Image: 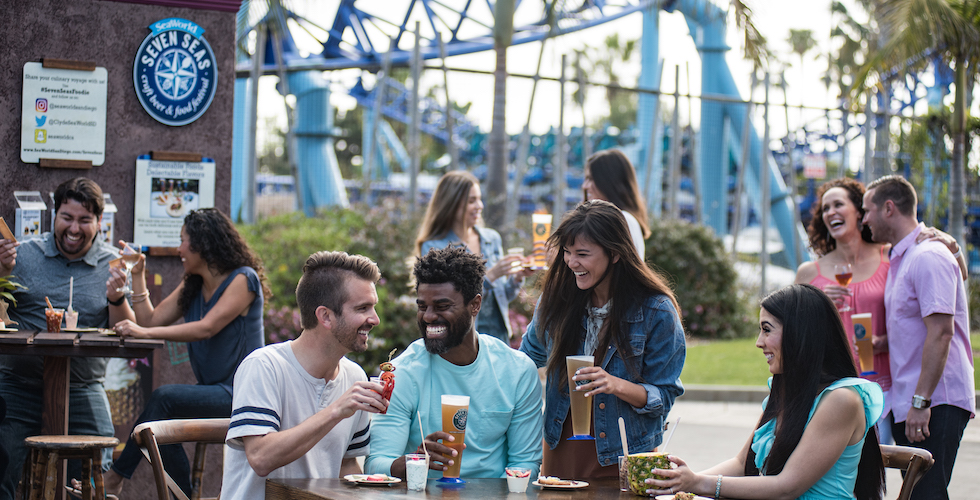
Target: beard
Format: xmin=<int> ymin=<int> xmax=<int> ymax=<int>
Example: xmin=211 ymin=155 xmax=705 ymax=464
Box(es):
xmin=335 ymin=314 xmax=369 ymax=353
xmin=419 ymin=313 xmax=472 ymax=355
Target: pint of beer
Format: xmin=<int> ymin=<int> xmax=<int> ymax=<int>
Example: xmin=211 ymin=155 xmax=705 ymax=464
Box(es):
xmin=530 ymin=213 xmax=552 ymax=270
xmin=851 ymin=313 xmax=876 ymax=375
xmin=566 ymin=355 xmax=595 ymax=440
xmin=440 ymin=395 xmax=469 ymax=481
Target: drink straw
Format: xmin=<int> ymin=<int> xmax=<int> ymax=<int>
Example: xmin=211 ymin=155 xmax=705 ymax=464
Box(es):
xmin=618 ymin=416 xmax=629 ymax=457
xmin=68 ymin=277 xmax=73 ymax=312
xmin=660 ymin=417 xmax=681 ymax=453
xmin=44 ymin=296 xmax=53 ymax=310
xmin=417 ymin=411 xmax=428 ymax=457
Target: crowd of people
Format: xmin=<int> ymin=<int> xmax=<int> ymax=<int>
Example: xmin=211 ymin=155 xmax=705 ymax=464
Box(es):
xmin=0 ymin=156 xmax=973 ymax=500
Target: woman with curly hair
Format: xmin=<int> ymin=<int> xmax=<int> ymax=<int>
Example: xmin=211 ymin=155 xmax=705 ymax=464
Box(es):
xmin=104 ymin=208 xmax=271 ymax=497
xmin=645 ymin=284 xmax=885 ymax=500
xmin=795 ymin=177 xmax=964 ymax=445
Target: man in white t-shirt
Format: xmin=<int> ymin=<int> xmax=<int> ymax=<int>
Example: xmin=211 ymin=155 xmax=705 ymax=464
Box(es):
xmin=222 ymin=251 xmax=390 ymax=500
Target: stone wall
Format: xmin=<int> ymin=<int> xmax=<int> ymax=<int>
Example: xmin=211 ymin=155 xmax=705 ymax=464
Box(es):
xmin=0 ymin=1 xmax=237 ymax=497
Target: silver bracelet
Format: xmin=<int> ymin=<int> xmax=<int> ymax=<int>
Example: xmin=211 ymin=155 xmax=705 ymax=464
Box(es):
xmin=715 ymin=474 xmax=723 ymax=499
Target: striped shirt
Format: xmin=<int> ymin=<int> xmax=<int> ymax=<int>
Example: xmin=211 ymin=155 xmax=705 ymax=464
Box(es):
xmin=222 ymin=341 xmax=370 ymax=500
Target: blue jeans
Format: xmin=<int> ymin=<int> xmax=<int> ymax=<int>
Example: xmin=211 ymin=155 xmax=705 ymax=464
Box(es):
xmin=111 ymin=384 xmax=231 ymax=497
xmin=891 ymin=404 xmax=971 ymax=500
xmin=0 ymin=378 xmax=114 ymax=500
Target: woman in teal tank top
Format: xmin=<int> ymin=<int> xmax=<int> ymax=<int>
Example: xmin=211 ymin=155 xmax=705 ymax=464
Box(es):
xmin=644 ymin=284 xmax=885 ymax=500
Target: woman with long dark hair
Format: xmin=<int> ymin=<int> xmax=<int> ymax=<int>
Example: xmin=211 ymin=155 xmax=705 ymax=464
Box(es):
xmin=519 ymin=200 xmax=685 ymax=478
xmin=645 ymin=284 xmax=885 ymax=500
xmin=416 ymin=170 xmax=531 ymax=343
xmin=103 ymin=208 xmax=271 ymax=497
xmin=582 ymin=149 xmax=650 ymax=259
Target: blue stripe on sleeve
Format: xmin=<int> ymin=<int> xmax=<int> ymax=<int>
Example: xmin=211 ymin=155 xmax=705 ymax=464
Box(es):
xmin=229 ymin=419 xmax=281 ymax=432
xmin=231 ymin=406 xmax=280 ymax=421
xmin=347 ymin=436 xmax=370 ymax=451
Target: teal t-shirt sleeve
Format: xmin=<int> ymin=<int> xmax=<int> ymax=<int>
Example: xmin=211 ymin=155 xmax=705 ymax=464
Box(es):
xmin=504 ymin=354 xmax=544 ymax=478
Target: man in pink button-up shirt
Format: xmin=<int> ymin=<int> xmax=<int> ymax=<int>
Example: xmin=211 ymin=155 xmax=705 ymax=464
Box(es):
xmin=863 ymin=175 xmax=975 ymax=500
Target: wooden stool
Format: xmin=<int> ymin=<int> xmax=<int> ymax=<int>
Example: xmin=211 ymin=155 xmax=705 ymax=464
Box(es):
xmin=21 ymin=435 xmax=119 ymax=500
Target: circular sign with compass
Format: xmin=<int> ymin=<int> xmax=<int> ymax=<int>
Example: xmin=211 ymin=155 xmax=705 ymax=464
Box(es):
xmin=133 ymin=18 xmax=217 ymax=126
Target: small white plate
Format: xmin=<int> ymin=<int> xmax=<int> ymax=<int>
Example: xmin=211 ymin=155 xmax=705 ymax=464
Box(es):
xmin=0 ymin=327 xmax=19 ymax=333
xmin=63 ymin=327 xmax=100 ymax=333
xmin=532 ymin=480 xmax=588 ymax=489
xmin=343 ymin=474 xmax=401 ymax=485
xmin=655 ymin=495 xmax=713 ymax=500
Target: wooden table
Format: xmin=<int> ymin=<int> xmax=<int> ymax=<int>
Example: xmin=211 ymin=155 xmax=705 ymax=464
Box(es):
xmin=0 ymin=330 xmax=163 ymax=500
xmin=266 ymin=477 xmax=638 ymax=500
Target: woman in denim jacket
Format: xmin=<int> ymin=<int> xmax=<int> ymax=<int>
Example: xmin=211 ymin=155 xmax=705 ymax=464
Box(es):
xmin=519 ymin=200 xmax=685 ymax=478
xmin=416 ymin=171 xmax=532 ymax=343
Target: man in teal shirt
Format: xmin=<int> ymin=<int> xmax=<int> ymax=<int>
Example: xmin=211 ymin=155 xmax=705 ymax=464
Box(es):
xmin=365 ymin=246 xmax=542 ymax=479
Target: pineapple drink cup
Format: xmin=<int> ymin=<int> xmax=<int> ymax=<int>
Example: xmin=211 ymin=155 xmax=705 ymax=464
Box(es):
xmin=625 ymin=452 xmax=672 ymax=496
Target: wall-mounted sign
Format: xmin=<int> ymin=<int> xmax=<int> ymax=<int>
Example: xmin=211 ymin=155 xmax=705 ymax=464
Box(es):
xmin=14 ymin=191 xmax=47 ymax=241
xmin=134 ymin=156 xmax=215 ymax=246
xmin=133 ymin=18 xmax=217 ymax=126
xmin=20 ymin=62 xmax=108 ymax=165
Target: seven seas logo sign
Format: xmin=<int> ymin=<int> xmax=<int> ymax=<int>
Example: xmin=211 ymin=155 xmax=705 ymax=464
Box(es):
xmin=133 ymin=18 xmax=217 ymax=126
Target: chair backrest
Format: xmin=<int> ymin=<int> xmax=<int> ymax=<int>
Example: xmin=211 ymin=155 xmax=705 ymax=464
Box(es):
xmin=879 ymin=444 xmax=934 ymax=500
xmin=132 ymin=418 xmax=230 ymax=500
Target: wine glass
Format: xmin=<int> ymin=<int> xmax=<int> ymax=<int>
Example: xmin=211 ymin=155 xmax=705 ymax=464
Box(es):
xmin=834 ymin=263 xmax=853 ymax=312
xmin=116 ymin=242 xmax=141 ymax=294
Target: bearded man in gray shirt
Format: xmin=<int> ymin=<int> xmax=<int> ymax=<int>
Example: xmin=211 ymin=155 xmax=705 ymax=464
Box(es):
xmin=0 ymin=178 xmax=134 ymax=499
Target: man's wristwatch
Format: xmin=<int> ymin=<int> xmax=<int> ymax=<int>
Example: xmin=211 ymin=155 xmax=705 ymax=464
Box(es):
xmin=911 ymin=395 xmax=932 ymax=409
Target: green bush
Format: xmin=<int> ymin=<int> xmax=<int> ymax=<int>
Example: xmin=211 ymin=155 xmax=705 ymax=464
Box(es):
xmin=644 ymin=218 xmax=755 ymax=339
xmin=240 ymin=199 xmax=423 ymax=372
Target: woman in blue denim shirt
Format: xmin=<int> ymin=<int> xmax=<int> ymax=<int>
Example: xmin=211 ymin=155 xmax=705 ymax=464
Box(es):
xmin=519 ymin=200 xmax=685 ymax=478
xmin=416 ymin=171 xmax=532 ymax=343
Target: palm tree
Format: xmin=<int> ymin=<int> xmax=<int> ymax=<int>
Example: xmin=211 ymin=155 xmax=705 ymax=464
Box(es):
xmin=788 ymin=29 xmax=817 ymax=85
xmin=861 ymin=0 xmax=980 ymax=255
xmin=485 ymin=0 xmax=516 ymax=229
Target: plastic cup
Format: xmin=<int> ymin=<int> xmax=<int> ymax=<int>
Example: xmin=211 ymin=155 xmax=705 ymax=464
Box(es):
xmin=530 ymin=214 xmax=552 ymax=269
xmin=439 ymin=395 xmax=469 ymax=483
xmin=505 ymin=467 xmax=531 ymax=493
xmin=618 ymin=456 xmax=629 ymax=491
xmin=64 ymin=310 xmax=78 ymax=330
xmin=852 ymin=313 xmax=876 ymax=375
xmin=566 ymin=355 xmax=595 ymax=440
xmin=45 ymin=308 xmax=64 ymax=333
xmin=405 ymin=453 xmax=428 ymax=491
xmin=506 ymin=247 xmax=525 ymax=269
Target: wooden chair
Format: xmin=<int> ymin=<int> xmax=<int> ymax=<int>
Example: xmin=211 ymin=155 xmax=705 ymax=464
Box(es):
xmin=880 ymin=444 xmax=935 ymax=500
xmin=132 ymin=418 xmax=230 ymax=500
xmin=21 ymin=434 xmax=119 ymax=500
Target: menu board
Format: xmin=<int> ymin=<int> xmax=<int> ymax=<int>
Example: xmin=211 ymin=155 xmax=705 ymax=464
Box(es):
xmin=20 ymin=62 xmax=108 ymax=165
xmin=133 ymin=156 xmax=215 ymax=246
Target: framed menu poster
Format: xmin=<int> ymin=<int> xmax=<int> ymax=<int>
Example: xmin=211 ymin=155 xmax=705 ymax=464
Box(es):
xmin=133 ymin=155 xmax=215 ymax=247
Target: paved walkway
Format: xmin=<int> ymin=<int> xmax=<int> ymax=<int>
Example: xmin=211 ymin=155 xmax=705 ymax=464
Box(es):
xmin=669 ymin=396 xmax=979 ymax=499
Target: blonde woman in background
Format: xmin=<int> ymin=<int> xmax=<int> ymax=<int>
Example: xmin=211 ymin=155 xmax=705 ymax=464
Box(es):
xmin=415 ymin=170 xmax=533 ymax=344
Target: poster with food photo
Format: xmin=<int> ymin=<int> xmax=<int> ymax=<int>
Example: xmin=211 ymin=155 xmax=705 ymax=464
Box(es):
xmin=134 ymin=156 xmax=215 ymax=247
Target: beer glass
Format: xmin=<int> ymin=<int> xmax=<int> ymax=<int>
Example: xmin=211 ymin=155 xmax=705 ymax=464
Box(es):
xmin=439 ymin=395 xmax=469 ymax=483
xmin=566 ymin=355 xmax=595 ymax=440
xmin=852 ymin=313 xmax=876 ymax=375
xmin=530 ymin=213 xmax=552 ymax=270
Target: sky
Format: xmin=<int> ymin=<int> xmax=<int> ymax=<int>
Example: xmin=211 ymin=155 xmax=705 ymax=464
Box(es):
xmin=252 ymin=0 xmax=950 ymax=166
